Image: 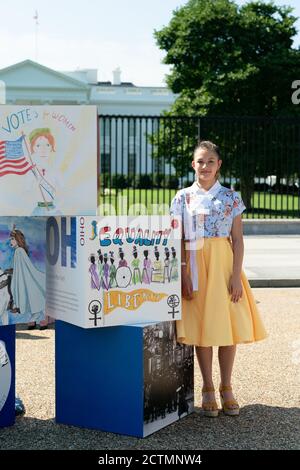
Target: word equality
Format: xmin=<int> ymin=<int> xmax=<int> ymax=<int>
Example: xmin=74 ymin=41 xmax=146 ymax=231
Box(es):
xmin=89 ymin=220 xmax=172 ymax=247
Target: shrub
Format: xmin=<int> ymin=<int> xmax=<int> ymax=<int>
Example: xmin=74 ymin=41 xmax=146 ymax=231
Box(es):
xmin=153 ymin=173 xmax=165 ymax=188
xmin=135 ymin=174 xmax=153 ymax=189
xmin=111 ymin=174 xmax=128 ymax=189
xmin=164 ymin=175 xmax=179 ymax=189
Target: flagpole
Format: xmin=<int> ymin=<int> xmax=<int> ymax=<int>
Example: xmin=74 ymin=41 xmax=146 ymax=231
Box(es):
xmin=33 ymin=10 xmax=39 ymax=62
xmin=22 ymin=132 xmax=50 ymax=211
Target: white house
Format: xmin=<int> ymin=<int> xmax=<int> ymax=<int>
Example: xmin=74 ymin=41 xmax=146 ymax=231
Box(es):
xmin=0 ymin=60 xmax=176 ymax=114
xmin=0 ymin=60 xmax=90 ymax=105
xmin=0 ymin=60 xmax=177 ymax=175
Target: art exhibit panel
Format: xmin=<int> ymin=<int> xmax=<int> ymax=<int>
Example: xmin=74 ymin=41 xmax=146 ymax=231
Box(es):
xmin=0 ymin=105 xmax=98 ymax=216
xmin=46 ymin=215 xmax=182 ymax=328
xmin=0 ymin=217 xmax=46 ymax=326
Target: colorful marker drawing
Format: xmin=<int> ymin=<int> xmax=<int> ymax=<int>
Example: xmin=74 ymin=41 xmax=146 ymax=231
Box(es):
xmin=0 ymin=106 xmax=98 ymax=216
xmin=0 ymin=218 xmax=46 ymax=326
xmin=87 ymin=246 xmax=178 ymax=290
xmin=46 ymin=216 xmax=182 ymax=328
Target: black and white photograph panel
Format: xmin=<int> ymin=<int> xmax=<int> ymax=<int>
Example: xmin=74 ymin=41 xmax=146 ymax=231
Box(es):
xmin=143 ymin=321 xmax=194 ymax=436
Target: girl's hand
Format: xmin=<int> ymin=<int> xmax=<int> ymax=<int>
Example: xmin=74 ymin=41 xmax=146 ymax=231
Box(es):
xmin=229 ymin=275 xmax=243 ymax=303
xmin=181 ymin=267 xmax=193 ymax=300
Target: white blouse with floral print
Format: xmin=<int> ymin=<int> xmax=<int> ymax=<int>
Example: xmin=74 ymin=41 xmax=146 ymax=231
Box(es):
xmin=170 ymin=180 xmax=246 ymax=240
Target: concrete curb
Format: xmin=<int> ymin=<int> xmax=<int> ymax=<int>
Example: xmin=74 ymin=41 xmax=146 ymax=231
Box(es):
xmin=249 ymin=279 xmax=300 ymax=288
xmin=243 ymin=219 xmax=300 ymax=235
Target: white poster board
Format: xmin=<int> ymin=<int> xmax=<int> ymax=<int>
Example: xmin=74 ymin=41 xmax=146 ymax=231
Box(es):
xmin=0 ymin=105 xmax=98 ymax=216
xmin=0 ymin=217 xmax=46 ymax=325
xmin=46 ymin=216 xmax=181 ymax=328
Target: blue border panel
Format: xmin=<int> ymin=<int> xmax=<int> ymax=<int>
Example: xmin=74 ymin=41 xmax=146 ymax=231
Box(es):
xmin=0 ymin=325 xmax=15 ymax=427
xmin=56 ymin=321 xmax=144 ymax=437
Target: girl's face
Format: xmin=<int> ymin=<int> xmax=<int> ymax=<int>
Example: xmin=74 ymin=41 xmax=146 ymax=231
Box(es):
xmin=192 ymin=148 xmax=222 ymax=185
xmin=33 ymin=136 xmax=51 ymax=158
xmin=10 ymin=237 xmax=17 ymax=248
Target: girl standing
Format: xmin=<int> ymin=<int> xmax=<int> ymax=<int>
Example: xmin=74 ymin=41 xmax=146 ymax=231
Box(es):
xmin=170 ymin=141 xmax=267 ymax=417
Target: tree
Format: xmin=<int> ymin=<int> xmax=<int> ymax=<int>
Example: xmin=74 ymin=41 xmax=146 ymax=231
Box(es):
xmin=152 ymin=0 xmax=300 ymax=208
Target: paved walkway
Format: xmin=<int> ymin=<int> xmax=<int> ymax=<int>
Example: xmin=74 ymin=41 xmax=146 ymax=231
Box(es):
xmin=0 ymin=288 xmax=299 ymax=450
xmin=244 ymin=236 xmax=300 ymax=287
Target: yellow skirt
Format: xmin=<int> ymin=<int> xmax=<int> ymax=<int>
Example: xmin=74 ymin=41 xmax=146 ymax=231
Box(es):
xmin=176 ymin=237 xmax=267 ymax=347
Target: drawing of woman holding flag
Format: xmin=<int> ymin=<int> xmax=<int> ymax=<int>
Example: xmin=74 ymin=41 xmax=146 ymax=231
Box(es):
xmin=26 ymin=128 xmax=61 ymax=215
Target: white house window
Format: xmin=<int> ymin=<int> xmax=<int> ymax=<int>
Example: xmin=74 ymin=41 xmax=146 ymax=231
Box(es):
xmin=151 ymin=89 xmax=170 ymax=96
xmin=125 ymin=88 xmax=142 ymax=95
xmin=15 ymin=100 xmax=42 ymax=105
xmin=97 ymin=88 xmax=116 ymax=94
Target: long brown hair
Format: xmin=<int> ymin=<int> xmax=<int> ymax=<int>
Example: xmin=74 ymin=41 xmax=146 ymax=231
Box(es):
xmin=10 ymin=229 xmax=29 ymax=255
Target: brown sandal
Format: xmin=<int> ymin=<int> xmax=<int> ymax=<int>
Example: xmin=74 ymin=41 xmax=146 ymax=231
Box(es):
xmin=202 ymin=386 xmax=219 ymax=417
xmin=219 ymin=385 xmax=240 ymax=416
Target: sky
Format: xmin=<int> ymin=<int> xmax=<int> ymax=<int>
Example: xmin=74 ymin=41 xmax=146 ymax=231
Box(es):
xmin=0 ymin=0 xmax=300 ymax=86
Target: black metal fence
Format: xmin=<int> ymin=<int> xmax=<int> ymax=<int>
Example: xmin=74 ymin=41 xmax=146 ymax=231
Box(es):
xmin=99 ymin=115 xmax=300 ymax=218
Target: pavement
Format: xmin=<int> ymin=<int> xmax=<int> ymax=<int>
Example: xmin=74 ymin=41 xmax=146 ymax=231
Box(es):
xmin=244 ymin=236 xmax=300 ymax=287
xmin=0 ymin=287 xmax=299 ymax=450
xmin=0 ymin=235 xmax=299 ymax=450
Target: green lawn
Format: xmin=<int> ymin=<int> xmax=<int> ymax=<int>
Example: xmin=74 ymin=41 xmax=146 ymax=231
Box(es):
xmin=250 ymin=192 xmax=299 ymax=218
xmin=99 ymin=188 xmax=300 ymax=218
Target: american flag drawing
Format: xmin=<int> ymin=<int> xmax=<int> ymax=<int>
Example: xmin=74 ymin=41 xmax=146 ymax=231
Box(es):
xmin=0 ymin=136 xmax=33 ymax=177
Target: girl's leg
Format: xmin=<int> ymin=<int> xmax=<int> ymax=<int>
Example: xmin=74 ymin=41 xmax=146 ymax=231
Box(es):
xmin=218 ymin=345 xmax=239 ymax=406
xmin=195 ymin=346 xmax=217 ymax=411
xmin=195 ymin=346 xmax=214 ymax=388
xmin=218 ymin=345 xmax=236 ymax=386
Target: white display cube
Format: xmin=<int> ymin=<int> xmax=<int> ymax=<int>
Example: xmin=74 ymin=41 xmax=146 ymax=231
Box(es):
xmin=46 ymin=215 xmax=181 ymax=328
